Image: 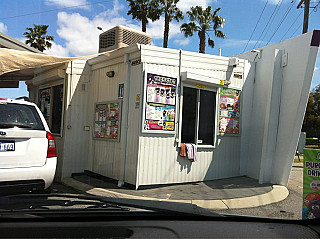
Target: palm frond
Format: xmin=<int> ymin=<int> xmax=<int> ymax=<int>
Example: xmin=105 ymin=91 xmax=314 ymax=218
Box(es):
xmin=215 ymin=30 xmax=226 ymax=39
xmin=208 ymin=37 xmax=215 ymax=48
xmin=180 ymin=22 xmax=197 ymax=37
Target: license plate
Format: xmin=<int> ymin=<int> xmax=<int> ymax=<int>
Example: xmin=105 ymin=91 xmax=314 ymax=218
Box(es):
xmin=0 ymin=141 xmax=15 ymax=151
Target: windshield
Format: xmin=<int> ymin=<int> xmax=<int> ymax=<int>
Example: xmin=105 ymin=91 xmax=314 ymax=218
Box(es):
xmin=0 ymin=0 xmax=319 ymax=224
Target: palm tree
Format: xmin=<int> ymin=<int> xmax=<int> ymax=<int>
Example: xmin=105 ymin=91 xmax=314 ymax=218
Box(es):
xmin=158 ymin=0 xmax=183 ymax=48
xmin=180 ymin=6 xmax=226 ymax=53
xmin=23 ymin=24 xmax=54 ymax=52
xmin=126 ymin=0 xmax=161 ymax=33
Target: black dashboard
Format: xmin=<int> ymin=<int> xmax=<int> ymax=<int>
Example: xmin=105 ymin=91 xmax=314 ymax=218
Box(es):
xmin=1 ymin=214 xmax=319 ymax=238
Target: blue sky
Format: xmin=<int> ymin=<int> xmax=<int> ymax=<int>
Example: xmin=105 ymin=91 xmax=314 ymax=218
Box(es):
xmin=0 ymin=0 xmax=319 ymax=98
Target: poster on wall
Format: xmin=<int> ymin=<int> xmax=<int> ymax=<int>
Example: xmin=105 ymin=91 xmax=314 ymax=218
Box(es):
xmin=39 ymin=88 xmax=51 ymax=124
xmin=302 ymin=148 xmax=320 ymax=220
xmin=94 ymin=101 xmax=121 ymax=141
xmin=142 ymin=72 xmax=177 ymax=133
xmin=219 ymin=88 xmax=241 ymax=135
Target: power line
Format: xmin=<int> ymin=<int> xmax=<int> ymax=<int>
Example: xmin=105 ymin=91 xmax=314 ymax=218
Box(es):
xmin=290 ymin=0 xmax=319 ymax=37
xmin=242 ymin=0 xmax=269 ymax=52
xmin=252 ymin=0 xmax=283 ymax=49
xmin=280 ymin=10 xmax=303 ymax=40
xmin=265 ymin=0 xmax=296 ymax=45
xmin=257 ymin=0 xmax=285 ymax=47
xmin=0 ymin=0 xmax=112 ymax=21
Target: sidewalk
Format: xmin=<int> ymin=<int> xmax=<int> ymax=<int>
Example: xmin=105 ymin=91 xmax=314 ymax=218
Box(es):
xmin=62 ymin=173 xmax=289 ymax=211
xmin=293 ymin=162 xmax=303 ymax=167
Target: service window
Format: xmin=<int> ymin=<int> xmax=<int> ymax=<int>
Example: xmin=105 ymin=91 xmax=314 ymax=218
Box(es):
xmin=181 ymin=86 xmax=216 ymax=146
xmin=39 ymin=84 xmax=64 ymax=135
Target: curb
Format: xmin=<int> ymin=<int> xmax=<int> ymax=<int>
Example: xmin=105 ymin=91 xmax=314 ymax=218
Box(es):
xmin=62 ymin=178 xmax=289 ymax=211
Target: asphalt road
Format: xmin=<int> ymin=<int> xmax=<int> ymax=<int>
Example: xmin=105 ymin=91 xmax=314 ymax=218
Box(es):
xmin=50 ymin=182 xmax=83 ymax=195
xmin=219 ymin=166 xmax=303 ymax=220
xmin=50 ymin=167 xmax=304 ymax=219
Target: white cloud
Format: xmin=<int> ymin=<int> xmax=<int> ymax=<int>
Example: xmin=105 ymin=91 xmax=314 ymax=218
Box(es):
xmin=219 ymin=38 xmax=264 ymax=49
xmin=54 ymin=0 xmax=203 ymax=56
xmin=0 ymin=22 xmax=8 ymax=33
xmin=174 ymin=38 xmax=190 ymax=46
xmin=14 ymin=37 xmax=69 ymax=57
xmin=177 ymin=0 xmax=216 ymax=12
xmin=147 ymin=16 xmax=182 ymax=40
xmin=56 ymin=0 xmax=135 ymax=56
xmin=104 ymin=0 xmax=125 ymax=15
xmin=15 ymin=37 xmax=27 ymax=45
xmin=44 ymin=42 xmax=70 ymax=57
xmin=45 ymin=0 xmax=90 ymax=10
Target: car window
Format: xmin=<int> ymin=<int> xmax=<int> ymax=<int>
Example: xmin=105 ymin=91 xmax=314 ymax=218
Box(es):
xmin=0 ymin=103 xmax=45 ymax=130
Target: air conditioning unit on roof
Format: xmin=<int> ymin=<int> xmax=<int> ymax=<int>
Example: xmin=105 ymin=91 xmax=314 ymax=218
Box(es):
xmin=98 ymin=25 xmax=152 ymax=53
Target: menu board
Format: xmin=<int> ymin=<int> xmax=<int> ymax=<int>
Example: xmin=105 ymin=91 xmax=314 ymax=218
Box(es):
xmin=219 ymin=88 xmax=241 ymax=135
xmin=143 ymin=73 xmax=177 ymax=133
xmin=94 ymin=101 xmax=121 ymax=140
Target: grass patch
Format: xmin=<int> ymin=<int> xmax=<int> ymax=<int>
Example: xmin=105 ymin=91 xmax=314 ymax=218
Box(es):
xmin=305 ymin=145 xmax=320 ymax=149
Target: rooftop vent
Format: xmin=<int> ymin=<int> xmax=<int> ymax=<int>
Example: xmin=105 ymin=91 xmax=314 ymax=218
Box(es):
xmin=99 ymin=25 xmax=152 ymax=53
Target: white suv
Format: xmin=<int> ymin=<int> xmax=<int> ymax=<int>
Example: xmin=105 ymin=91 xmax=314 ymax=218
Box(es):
xmin=0 ymin=98 xmax=57 ymax=194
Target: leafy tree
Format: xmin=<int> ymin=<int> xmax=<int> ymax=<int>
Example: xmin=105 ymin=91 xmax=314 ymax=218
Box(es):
xmin=158 ymin=0 xmax=183 ymax=48
xmin=23 ymin=24 xmax=54 ymax=52
xmin=180 ymin=6 xmax=226 ymax=53
xmin=126 ymin=0 xmax=161 ymax=33
xmin=302 ymin=85 xmax=320 ymax=138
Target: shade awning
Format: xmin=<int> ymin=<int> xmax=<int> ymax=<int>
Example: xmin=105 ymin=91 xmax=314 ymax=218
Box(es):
xmin=0 ymin=48 xmax=82 ymax=76
xmin=0 ymin=48 xmax=111 ymax=84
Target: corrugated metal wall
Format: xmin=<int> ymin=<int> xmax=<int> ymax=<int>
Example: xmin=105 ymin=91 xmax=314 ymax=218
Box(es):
xmin=124 ymin=63 xmax=143 ymax=185
xmin=136 ymin=48 xmax=244 ymax=187
xmin=86 ymin=47 xmax=143 ymax=185
xmin=88 ymin=63 xmax=126 ymax=181
xmin=137 ymin=136 xmax=241 ymax=185
xmin=61 ymin=61 xmax=91 ymax=178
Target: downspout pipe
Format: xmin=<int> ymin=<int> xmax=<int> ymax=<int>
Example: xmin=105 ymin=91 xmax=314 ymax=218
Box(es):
xmin=67 ymin=61 xmax=73 ymax=129
xmin=118 ymin=53 xmax=131 ymax=187
xmin=176 ymin=49 xmax=182 ymax=145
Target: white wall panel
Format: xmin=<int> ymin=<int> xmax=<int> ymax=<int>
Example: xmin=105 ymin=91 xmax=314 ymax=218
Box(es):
xmin=237 ymin=30 xmax=320 ymax=186
xmin=124 ymin=63 xmax=143 ymax=185
xmin=137 ymin=136 xmax=241 ymax=186
xmin=62 ymin=61 xmax=91 ymax=178
xmin=89 ymin=63 xmax=126 ymax=181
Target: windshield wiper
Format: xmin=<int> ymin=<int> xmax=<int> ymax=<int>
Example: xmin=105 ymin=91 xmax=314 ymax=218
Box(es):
xmin=0 ymin=123 xmax=32 ymax=129
xmin=0 ymin=194 xmax=129 ymax=212
xmin=0 ymin=194 xmax=222 ymax=217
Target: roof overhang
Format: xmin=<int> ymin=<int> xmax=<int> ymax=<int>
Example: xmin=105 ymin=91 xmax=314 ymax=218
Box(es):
xmin=0 ymin=32 xmax=43 ymax=53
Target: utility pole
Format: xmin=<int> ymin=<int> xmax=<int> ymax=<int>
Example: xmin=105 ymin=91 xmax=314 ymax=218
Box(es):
xmin=297 ymin=0 xmax=310 ymax=34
